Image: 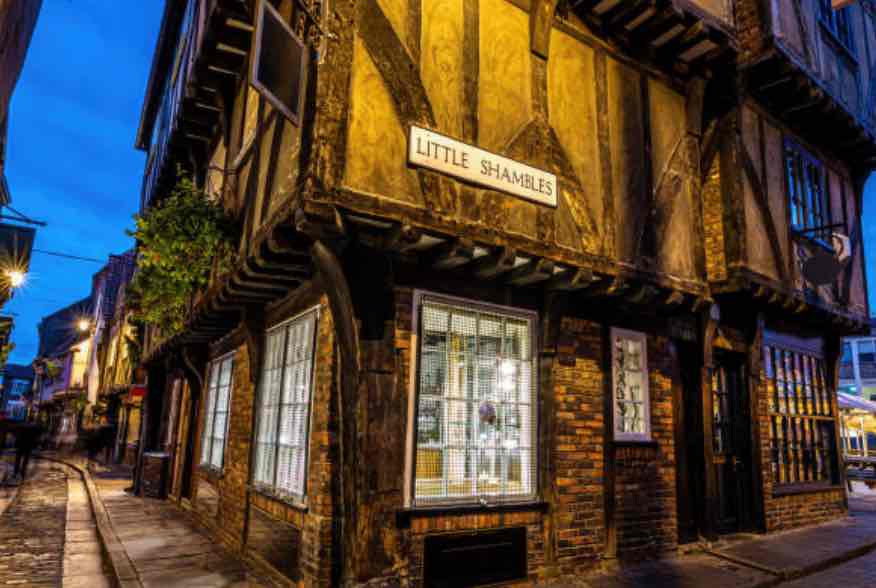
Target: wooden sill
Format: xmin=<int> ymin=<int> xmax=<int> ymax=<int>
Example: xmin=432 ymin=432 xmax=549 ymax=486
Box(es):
xmin=249 ymin=485 xmax=309 ymax=513
xmin=396 ymin=501 xmax=548 ymax=528
xmin=772 ymin=481 xmax=843 ymax=497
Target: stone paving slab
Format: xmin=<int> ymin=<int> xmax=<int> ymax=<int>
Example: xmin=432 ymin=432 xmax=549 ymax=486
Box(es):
xmin=710 ymin=515 xmax=876 ymax=579
xmin=779 ymin=547 xmax=876 ymax=587
xmin=581 ymin=554 xmax=777 ymax=588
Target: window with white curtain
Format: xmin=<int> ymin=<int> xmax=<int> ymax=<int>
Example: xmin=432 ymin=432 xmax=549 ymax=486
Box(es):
xmin=611 ymin=328 xmax=651 ymax=441
xmin=200 ymin=354 xmax=234 ymax=469
xmin=252 ymin=307 xmax=318 ymax=501
xmin=411 ymin=294 xmax=537 ymax=506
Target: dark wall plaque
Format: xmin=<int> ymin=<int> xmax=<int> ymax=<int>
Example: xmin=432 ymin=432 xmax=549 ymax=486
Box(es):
xmin=246 ymin=505 xmax=301 ymax=582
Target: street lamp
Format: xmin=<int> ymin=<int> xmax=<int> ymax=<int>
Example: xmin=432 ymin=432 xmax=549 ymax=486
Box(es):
xmin=5 ymin=269 xmax=25 ymax=288
xmin=77 ymin=318 xmax=91 ymax=332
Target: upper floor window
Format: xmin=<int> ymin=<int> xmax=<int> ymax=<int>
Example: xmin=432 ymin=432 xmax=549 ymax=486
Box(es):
xmin=785 ymin=141 xmax=831 ymax=236
xmin=200 ymin=353 xmax=234 ymax=470
xmin=253 ymin=308 xmax=318 ymax=502
xmin=611 ymin=328 xmax=651 ymax=442
xmin=819 ymin=0 xmax=855 ymax=52
xmin=858 ymin=340 xmax=876 ymax=363
xmin=410 ymin=294 xmax=537 ymax=506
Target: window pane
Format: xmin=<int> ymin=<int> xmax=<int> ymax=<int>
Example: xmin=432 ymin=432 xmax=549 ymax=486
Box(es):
xmin=414 ymin=299 xmax=535 ymax=506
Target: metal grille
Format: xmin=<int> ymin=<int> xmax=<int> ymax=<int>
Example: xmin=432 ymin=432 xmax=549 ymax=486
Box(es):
xmin=612 ymin=329 xmax=649 ymax=440
xmin=253 ymin=308 xmax=317 ymax=500
xmin=413 ymin=297 xmax=536 ymax=506
xmin=764 ymin=346 xmax=838 ymax=486
xmin=200 ymin=355 xmax=234 ymax=469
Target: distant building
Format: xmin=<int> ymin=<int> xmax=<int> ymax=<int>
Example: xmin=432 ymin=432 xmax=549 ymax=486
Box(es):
xmin=0 ymin=363 xmax=33 ymax=421
xmin=839 ymin=319 xmax=876 ymax=401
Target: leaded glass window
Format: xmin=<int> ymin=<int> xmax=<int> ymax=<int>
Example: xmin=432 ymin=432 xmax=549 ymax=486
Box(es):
xmin=764 ymin=345 xmax=839 ymax=486
xmin=611 ymin=328 xmax=651 ymax=441
xmin=253 ymin=308 xmax=318 ymax=501
xmin=200 ymin=354 xmax=234 ymax=470
xmin=412 ymin=295 xmax=537 ymax=506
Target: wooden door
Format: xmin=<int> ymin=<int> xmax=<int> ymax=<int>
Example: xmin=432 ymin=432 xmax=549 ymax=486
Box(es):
xmin=170 ymin=384 xmax=191 ymax=500
xmin=712 ymin=353 xmax=754 ymax=533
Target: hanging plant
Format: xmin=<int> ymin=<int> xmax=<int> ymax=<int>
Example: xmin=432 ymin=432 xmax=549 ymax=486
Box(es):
xmin=72 ymin=392 xmax=88 ymax=414
xmin=127 ymin=170 xmax=238 ymax=336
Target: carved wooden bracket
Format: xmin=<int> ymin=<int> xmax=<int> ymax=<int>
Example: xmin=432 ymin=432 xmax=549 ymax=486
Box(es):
xmin=180 ymin=344 xmax=209 ymax=398
xmin=530 ymin=0 xmax=559 ymax=58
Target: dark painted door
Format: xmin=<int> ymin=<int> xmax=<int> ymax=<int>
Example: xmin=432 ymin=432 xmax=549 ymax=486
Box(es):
xmin=712 ymin=353 xmax=754 ymax=534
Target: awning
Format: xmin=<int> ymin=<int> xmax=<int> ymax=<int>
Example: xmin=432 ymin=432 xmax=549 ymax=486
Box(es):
xmin=838 ymin=391 xmax=876 ymax=413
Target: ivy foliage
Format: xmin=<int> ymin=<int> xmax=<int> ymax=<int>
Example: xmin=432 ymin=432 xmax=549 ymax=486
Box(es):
xmin=127 ymin=173 xmax=237 ymax=336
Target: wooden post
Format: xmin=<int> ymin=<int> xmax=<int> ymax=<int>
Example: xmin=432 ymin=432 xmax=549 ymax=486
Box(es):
xmin=700 ymin=305 xmax=720 ymax=539
xmin=825 ymin=335 xmax=849 ymax=508
xmin=311 ymin=240 xmax=361 ymax=586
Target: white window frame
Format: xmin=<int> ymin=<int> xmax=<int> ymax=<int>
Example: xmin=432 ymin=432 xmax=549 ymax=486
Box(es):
xmin=251 ymin=306 xmax=319 ymax=504
xmin=404 ymin=290 xmax=539 ymax=508
xmin=200 ymin=352 xmax=235 ymax=470
xmin=610 ymin=327 xmax=652 ymax=442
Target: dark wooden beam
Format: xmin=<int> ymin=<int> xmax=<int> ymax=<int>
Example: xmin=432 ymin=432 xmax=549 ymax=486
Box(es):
xmin=429 ymin=238 xmax=475 ymax=270
xmin=507 ymin=258 xmax=554 ymax=286
xmin=546 ymin=267 xmax=593 ymax=291
xmin=471 ymin=246 xmax=517 ymax=279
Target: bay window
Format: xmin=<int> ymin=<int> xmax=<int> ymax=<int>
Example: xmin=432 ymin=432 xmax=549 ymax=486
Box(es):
xmin=252 ymin=307 xmax=318 ymax=501
xmin=611 ymin=328 xmax=651 ymax=441
xmin=411 ymin=294 xmax=537 ymax=506
xmin=200 ymin=353 xmax=234 ymax=470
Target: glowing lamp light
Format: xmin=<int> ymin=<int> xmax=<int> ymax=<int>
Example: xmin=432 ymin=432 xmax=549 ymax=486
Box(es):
xmin=5 ymin=270 xmax=25 ymax=288
xmin=77 ymin=319 xmax=91 ymax=332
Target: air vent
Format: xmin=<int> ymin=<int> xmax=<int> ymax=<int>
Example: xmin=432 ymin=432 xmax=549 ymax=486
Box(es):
xmin=423 ymin=527 xmax=527 ymax=587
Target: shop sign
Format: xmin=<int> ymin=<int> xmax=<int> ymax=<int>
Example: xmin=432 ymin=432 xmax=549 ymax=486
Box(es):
xmin=408 ymin=126 xmax=557 ymax=207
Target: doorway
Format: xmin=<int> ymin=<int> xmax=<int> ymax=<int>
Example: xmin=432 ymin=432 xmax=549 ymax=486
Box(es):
xmin=711 ymin=351 xmax=755 ymax=534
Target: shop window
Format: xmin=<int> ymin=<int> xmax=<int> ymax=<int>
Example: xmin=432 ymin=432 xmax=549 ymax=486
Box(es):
xmin=785 ymin=141 xmax=831 ymax=238
xmin=611 ymin=328 xmax=651 ymax=441
xmin=819 ymin=0 xmax=855 ymax=53
xmin=200 ymin=353 xmax=234 ymax=470
xmin=253 ymin=308 xmax=318 ymax=502
xmin=764 ymin=346 xmax=839 ymax=486
xmin=411 ymin=294 xmax=537 ymax=506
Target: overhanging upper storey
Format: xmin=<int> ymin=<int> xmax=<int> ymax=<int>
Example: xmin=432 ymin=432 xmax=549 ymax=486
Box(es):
xmin=569 ymin=0 xmax=737 ymax=76
xmin=740 ymin=0 xmax=876 ymax=167
xmin=137 ymin=0 xmax=254 ymax=210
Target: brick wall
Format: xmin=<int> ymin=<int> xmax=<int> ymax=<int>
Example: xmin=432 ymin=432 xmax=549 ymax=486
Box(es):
xmin=613 ymin=335 xmax=678 ymax=558
xmin=189 ymin=299 xmax=337 ymax=587
xmin=702 ymin=158 xmax=727 ymax=282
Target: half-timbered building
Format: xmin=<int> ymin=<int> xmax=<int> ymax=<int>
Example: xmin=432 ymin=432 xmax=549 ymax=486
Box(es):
xmin=132 ymin=0 xmax=874 ymax=585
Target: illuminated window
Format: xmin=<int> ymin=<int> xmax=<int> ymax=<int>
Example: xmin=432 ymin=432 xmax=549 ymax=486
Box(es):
xmin=764 ymin=346 xmax=839 ymax=486
xmin=253 ymin=308 xmax=318 ymax=501
xmin=611 ymin=328 xmax=651 ymax=441
xmin=200 ymin=353 xmax=234 ymax=470
xmin=411 ymin=295 xmax=537 ymax=506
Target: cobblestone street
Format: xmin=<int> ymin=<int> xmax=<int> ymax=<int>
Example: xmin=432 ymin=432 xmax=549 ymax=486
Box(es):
xmin=0 ymin=460 xmax=112 ymax=587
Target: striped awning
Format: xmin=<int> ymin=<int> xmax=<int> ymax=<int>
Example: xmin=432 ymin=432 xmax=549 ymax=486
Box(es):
xmin=838 ymin=391 xmax=876 ymax=413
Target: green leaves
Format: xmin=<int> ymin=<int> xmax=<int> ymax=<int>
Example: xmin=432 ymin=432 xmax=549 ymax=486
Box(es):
xmin=128 ymin=172 xmax=237 ymax=336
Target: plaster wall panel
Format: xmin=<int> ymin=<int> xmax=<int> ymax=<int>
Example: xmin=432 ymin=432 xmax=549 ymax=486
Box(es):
xmin=421 ymin=0 xmax=464 ymax=137
xmin=548 ymin=29 xmax=602 ymax=254
xmin=343 ymin=36 xmax=422 ymax=205
xmin=477 ymin=0 xmax=531 ymax=152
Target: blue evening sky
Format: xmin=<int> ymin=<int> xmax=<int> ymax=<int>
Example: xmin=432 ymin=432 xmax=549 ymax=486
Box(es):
xmin=4 ymin=1 xmax=163 ymax=364
xmin=2 ymin=2 xmax=875 ymax=366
